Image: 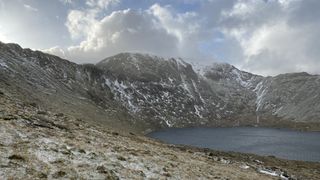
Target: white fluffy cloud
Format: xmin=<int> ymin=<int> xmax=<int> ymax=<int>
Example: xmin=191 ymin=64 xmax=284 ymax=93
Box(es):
xmin=65 ymin=8 xmax=179 ymax=62
xmin=47 ymin=3 xmax=206 ymax=63
xmin=65 ymin=9 xmax=98 ymax=40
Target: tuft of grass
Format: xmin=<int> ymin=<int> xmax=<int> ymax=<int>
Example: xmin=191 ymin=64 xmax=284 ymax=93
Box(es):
xmin=117 ymin=156 xmax=126 ymax=161
xmin=8 ymin=154 xmax=25 ymax=161
xmin=52 ymin=171 xmax=66 ymax=178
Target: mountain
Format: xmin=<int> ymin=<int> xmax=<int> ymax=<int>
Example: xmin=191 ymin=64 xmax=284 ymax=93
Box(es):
xmin=1 ymin=42 xmax=320 ymax=179
xmin=1 ymin=42 xmax=320 ymax=133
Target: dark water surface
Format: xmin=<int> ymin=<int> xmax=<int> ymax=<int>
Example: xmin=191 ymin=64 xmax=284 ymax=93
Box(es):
xmin=148 ymin=127 xmax=320 ymax=162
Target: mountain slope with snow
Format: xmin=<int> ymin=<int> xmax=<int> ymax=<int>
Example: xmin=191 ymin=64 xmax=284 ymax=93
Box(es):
xmin=1 ymin=42 xmax=320 ymax=133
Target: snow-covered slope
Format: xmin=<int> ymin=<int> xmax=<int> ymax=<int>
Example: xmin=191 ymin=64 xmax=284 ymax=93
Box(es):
xmin=1 ymin=42 xmax=320 ymax=133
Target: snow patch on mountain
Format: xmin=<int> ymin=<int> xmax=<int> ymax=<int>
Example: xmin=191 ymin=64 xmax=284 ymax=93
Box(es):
xmin=194 ymin=105 xmax=203 ymax=118
xmin=105 ymin=78 xmax=139 ymax=113
xmin=231 ymin=69 xmax=254 ymax=88
xmin=254 ymin=81 xmax=268 ymax=112
xmin=190 ymin=62 xmax=206 ymax=76
xmin=192 ymin=80 xmax=205 ymax=104
xmin=0 ymin=60 xmax=8 ymax=69
xmin=175 ymin=58 xmax=188 ymax=68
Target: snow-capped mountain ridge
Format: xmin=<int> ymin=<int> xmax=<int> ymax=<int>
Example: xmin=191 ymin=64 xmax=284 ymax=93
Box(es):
xmin=1 ymin=41 xmax=320 ymax=133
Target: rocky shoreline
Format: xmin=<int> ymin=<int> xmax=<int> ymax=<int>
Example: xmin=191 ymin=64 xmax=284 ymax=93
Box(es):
xmin=165 ymin=143 xmax=320 ymax=179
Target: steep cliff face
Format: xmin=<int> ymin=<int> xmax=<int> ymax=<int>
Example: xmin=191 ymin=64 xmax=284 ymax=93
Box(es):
xmin=1 ymin=42 xmax=320 ymax=133
xmin=97 ymin=53 xmax=212 ymax=129
xmin=96 ymin=53 xmax=264 ymax=130
xmin=253 ymin=73 xmax=320 ymax=123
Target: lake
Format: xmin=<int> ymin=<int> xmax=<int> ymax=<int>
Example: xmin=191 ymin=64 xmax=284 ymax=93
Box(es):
xmin=148 ymin=127 xmax=320 ymax=162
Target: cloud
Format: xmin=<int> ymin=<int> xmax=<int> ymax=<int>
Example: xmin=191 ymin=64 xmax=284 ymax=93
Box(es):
xmin=59 ymin=0 xmax=74 ymax=5
xmin=148 ymin=4 xmax=208 ymax=59
xmin=23 ymin=4 xmax=38 ymax=12
xmin=0 ymin=31 xmax=10 ymax=43
xmin=218 ymin=0 xmax=320 ymax=75
xmin=65 ymin=9 xmax=98 ymax=40
xmin=86 ymin=0 xmax=120 ymax=9
xmin=44 ymin=46 xmax=67 ymax=59
xmin=44 ymin=0 xmax=320 ymax=75
xmin=0 ymin=25 xmax=8 ymax=42
xmin=59 ymin=8 xmax=180 ymax=63
xmin=47 ymin=3 xmax=208 ymax=63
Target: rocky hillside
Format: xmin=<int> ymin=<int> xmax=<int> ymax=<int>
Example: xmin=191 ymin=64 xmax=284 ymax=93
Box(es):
xmin=1 ymin=92 xmax=319 ymax=179
xmin=1 ymin=42 xmax=320 ymax=133
xmin=0 ymin=42 xmax=142 ymax=133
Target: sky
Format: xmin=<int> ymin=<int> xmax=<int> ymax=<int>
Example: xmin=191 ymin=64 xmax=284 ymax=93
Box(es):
xmin=0 ymin=0 xmax=320 ymax=76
